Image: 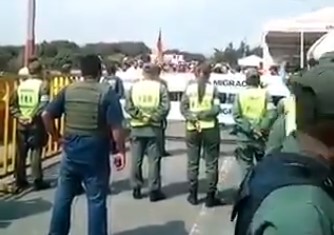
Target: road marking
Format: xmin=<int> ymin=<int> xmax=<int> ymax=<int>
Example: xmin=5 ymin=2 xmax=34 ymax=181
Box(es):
xmin=189 ymin=157 xmax=234 ymax=235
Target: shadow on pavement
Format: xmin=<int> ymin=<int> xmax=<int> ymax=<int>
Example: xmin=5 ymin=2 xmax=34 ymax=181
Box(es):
xmin=163 ymin=178 xmax=208 ymax=199
xmin=0 ymin=197 xmax=52 ymax=229
xmin=115 ymin=221 xmax=187 ymax=235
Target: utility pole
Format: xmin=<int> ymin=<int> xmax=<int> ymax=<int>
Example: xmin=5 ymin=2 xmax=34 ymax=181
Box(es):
xmin=24 ymin=0 xmax=36 ymax=66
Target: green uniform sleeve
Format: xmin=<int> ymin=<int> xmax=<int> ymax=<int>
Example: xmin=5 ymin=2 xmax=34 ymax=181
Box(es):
xmin=180 ymin=85 xmax=197 ymax=122
xmin=197 ymin=86 xmax=221 ymax=120
xmin=150 ymin=84 xmax=170 ymax=122
xmin=9 ymin=90 xmax=22 ymax=119
xmin=265 ymin=116 xmax=286 ymax=155
xmin=258 ymin=93 xmax=278 ymax=131
xmin=251 ymin=204 xmax=333 ymax=235
xmin=34 ymin=80 xmax=50 ymax=117
xmin=232 ymin=94 xmax=252 ymax=133
xmin=276 ymin=98 xmax=285 ymax=115
xmin=124 ymin=86 xmax=141 ymax=119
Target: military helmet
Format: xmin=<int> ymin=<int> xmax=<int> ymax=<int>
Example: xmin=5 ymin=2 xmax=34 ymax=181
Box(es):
xmin=318 ymin=51 xmax=334 ymax=65
xmin=290 ymin=64 xmax=334 ymax=137
xmin=245 ymin=68 xmax=260 ymax=86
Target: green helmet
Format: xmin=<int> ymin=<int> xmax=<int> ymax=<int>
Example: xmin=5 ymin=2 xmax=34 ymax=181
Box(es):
xmin=290 ymin=64 xmax=334 ymax=132
xmin=318 ymin=51 xmax=334 ymax=65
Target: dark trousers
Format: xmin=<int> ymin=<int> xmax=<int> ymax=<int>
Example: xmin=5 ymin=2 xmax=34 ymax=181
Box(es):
xmin=15 ymin=130 xmax=44 ymax=185
xmin=186 ymin=127 xmax=220 ymax=193
xmin=130 ymin=136 xmax=161 ymax=191
xmin=49 ymin=155 xmax=110 ymax=235
xmin=235 ymin=142 xmax=264 ymax=178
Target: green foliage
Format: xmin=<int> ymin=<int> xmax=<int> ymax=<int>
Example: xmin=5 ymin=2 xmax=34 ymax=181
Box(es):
xmin=0 ymin=39 xmax=262 ymax=72
xmin=210 ymin=41 xmax=263 ymax=67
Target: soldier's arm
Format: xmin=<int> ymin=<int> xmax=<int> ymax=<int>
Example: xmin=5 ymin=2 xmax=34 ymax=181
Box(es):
xmin=198 ymin=86 xmax=221 ymax=119
xmin=250 ymin=204 xmax=331 ymax=235
xmin=150 ymin=84 xmax=170 ymax=122
xmin=232 ymin=94 xmax=252 ymax=133
xmin=265 ymin=116 xmax=286 ymax=155
xmin=105 ymin=88 xmax=126 ymax=154
xmin=276 ymin=98 xmax=285 ymax=115
xmin=41 ymin=88 xmax=66 ymax=139
xmin=259 ymin=93 xmax=277 ymax=131
xmin=115 ymin=77 xmax=125 ymax=99
xmin=124 ymin=87 xmax=142 ymax=119
xmin=180 ymin=88 xmax=197 ymax=121
xmin=35 ymin=80 xmax=50 ymax=116
xmin=9 ymin=90 xmax=22 ymax=119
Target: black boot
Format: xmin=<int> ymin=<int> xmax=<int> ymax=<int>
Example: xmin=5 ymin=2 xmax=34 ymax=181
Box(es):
xmin=187 ymin=188 xmax=198 ymax=205
xmin=132 ymin=188 xmax=142 ymax=199
xmin=33 ymin=180 xmax=51 ymax=191
xmin=205 ymin=191 xmax=223 ymax=208
xmin=149 ymin=190 xmax=166 ymax=202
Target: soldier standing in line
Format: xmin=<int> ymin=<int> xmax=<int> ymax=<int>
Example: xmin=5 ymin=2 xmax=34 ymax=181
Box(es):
xmin=125 ymin=63 xmax=170 ymax=202
xmin=232 ymin=68 xmax=276 ymax=177
xmin=9 ymin=57 xmax=50 ymax=192
xmin=180 ymin=63 xmax=222 ymax=207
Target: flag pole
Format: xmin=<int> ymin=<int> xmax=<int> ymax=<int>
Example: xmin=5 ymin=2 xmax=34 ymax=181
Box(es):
xmin=24 ymin=0 xmax=36 ymax=66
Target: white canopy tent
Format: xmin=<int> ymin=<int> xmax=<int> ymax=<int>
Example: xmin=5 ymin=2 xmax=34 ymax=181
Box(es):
xmin=262 ymin=7 xmax=334 ymax=69
xmin=307 ymin=31 xmax=334 ymax=60
xmin=237 ymin=55 xmax=263 ymax=67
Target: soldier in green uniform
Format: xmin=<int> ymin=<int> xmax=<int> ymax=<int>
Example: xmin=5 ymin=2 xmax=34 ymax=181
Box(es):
xmin=232 ymin=68 xmax=276 ymax=177
xmin=180 ymin=63 xmax=222 ymax=207
xmin=265 ymin=77 xmax=297 ymax=155
xmin=125 ymin=63 xmax=170 ymax=202
xmin=9 ymin=58 xmax=50 ymax=191
xmin=232 ymin=54 xmax=334 ymax=235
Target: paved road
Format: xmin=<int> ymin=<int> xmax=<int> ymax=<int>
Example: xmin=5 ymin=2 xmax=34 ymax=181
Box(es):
xmin=0 ymin=123 xmax=241 ymax=235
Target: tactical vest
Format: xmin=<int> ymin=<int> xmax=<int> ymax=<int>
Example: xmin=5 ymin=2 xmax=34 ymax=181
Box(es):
xmin=186 ymin=82 xmax=215 ymax=131
xmin=17 ymin=78 xmax=43 ymax=118
xmin=238 ymin=88 xmax=266 ymax=124
xmin=232 ymin=152 xmax=334 ymax=235
xmin=283 ymin=95 xmax=296 ymax=136
xmin=64 ymin=81 xmax=109 ymax=136
xmin=130 ymin=79 xmax=160 ymax=127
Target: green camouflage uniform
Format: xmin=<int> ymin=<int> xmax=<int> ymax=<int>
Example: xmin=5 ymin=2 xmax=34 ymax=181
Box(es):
xmin=125 ymin=63 xmax=170 ymax=201
xmin=233 ymin=70 xmax=277 ymax=177
xmin=180 ymin=70 xmax=222 ymax=207
xmin=9 ymin=60 xmax=50 ymax=190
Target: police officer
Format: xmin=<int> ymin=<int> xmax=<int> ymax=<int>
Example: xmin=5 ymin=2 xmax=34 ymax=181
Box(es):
xmin=232 ymin=54 xmax=334 ymax=235
xmin=100 ymin=64 xmax=125 ymax=99
xmin=180 ymin=63 xmax=222 ymax=207
xmin=152 ymin=64 xmax=171 ymax=157
xmin=9 ymin=58 xmax=50 ymax=191
xmin=232 ymin=68 xmax=276 ymax=177
xmin=125 ymin=63 xmax=170 ymax=202
xmin=43 ymin=54 xmax=126 ymax=235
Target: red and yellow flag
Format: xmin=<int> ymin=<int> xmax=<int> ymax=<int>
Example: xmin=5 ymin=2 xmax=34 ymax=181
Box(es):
xmin=156 ymin=29 xmax=163 ymax=65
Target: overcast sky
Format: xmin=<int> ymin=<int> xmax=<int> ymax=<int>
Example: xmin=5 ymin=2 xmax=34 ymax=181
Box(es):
xmin=0 ymin=0 xmax=333 ymax=53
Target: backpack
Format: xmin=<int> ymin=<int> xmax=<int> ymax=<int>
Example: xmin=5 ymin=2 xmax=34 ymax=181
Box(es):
xmin=231 ymin=152 xmax=334 ymax=235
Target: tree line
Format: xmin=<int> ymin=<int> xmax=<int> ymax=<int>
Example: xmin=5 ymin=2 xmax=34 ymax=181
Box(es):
xmin=0 ymin=40 xmax=262 ymax=72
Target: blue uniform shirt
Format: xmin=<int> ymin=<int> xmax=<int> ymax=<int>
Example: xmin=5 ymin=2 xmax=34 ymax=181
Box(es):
xmin=46 ymin=85 xmax=124 ymax=167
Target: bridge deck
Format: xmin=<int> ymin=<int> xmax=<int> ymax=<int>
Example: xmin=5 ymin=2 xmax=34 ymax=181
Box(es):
xmin=0 ymin=122 xmax=240 ymax=235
